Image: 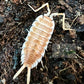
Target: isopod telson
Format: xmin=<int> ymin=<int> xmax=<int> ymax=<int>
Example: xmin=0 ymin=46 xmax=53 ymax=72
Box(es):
xmin=13 ymin=3 xmax=72 ymax=84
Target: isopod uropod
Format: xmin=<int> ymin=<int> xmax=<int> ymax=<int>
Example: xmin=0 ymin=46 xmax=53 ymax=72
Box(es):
xmin=13 ymin=3 xmax=72 ymax=84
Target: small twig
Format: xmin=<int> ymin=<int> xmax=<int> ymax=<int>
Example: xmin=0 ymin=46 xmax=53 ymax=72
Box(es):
xmin=74 ymin=59 xmax=83 ymax=69
xmin=59 ymin=65 xmax=72 ymax=73
xmin=71 ymin=16 xmax=78 ymax=27
xmin=75 ymin=53 xmax=84 ymax=61
xmin=71 ymin=11 xmax=81 ymax=27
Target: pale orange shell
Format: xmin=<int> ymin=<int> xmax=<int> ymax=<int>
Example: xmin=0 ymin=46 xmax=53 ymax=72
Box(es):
xmin=21 ymin=15 xmax=55 ymax=68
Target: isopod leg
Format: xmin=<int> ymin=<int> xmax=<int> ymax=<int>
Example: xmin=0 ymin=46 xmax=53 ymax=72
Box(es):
xmin=13 ymin=65 xmax=26 ymax=79
xmin=27 ymin=67 xmax=31 ymax=84
xmin=50 ymin=13 xmax=72 ymax=30
xmin=28 ymin=3 xmax=51 ymax=16
xmin=41 ymin=60 xmax=44 ymax=68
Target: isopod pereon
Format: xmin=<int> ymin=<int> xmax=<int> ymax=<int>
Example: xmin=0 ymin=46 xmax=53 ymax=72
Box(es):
xmin=13 ymin=3 xmax=73 ymax=84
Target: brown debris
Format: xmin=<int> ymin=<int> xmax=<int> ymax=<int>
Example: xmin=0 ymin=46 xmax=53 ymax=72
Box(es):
xmin=0 ymin=14 xmax=4 ymax=24
xmin=77 ymin=46 xmax=84 ymax=58
xmin=58 ymin=0 xmax=73 ymax=12
xmin=10 ymin=0 xmax=22 ymax=4
xmin=78 ymin=15 xmax=84 ymax=24
xmin=69 ymin=29 xmax=77 ymax=38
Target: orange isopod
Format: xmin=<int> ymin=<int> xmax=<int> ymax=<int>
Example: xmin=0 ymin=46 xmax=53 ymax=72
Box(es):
xmin=13 ymin=3 xmax=71 ymax=84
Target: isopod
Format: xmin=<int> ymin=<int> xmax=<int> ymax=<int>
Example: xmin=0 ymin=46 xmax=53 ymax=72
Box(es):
xmin=13 ymin=3 xmax=72 ymax=84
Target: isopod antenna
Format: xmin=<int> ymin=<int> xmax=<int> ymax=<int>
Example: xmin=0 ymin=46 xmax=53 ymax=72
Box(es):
xmin=28 ymin=3 xmax=51 ymax=16
xmin=13 ymin=65 xmax=26 ymax=79
xmin=13 ymin=65 xmax=31 ymax=84
xmin=27 ymin=67 xmax=31 ymax=84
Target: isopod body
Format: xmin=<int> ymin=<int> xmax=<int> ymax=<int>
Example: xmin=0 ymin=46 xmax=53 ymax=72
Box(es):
xmin=21 ymin=15 xmax=55 ymax=68
xmin=13 ymin=3 xmax=69 ymax=84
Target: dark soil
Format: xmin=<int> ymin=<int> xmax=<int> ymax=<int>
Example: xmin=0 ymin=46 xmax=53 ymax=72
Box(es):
xmin=0 ymin=0 xmax=84 ymax=84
